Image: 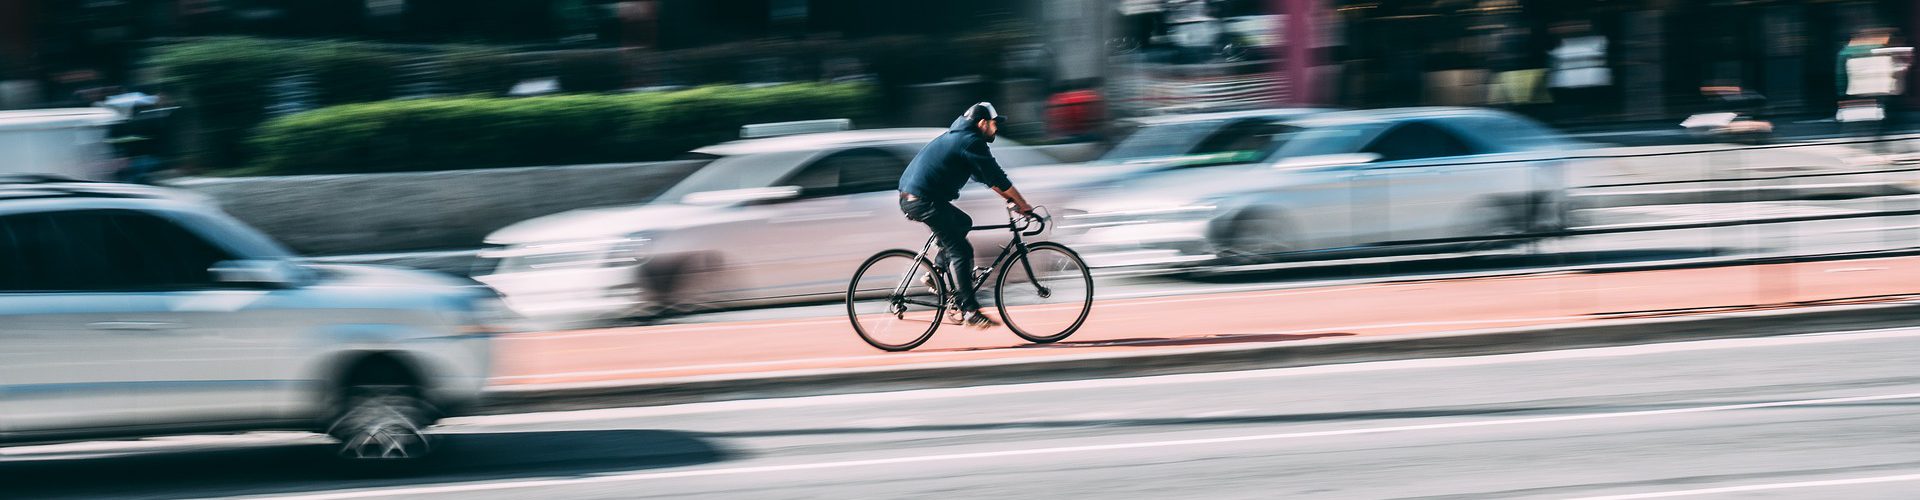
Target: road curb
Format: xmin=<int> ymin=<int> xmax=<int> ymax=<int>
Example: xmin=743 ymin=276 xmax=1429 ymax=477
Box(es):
xmin=475 ymin=299 xmax=1920 ymax=415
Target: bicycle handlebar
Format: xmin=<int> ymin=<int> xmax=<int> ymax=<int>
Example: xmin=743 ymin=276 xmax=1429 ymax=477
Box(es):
xmin=1011 ymin=205 xmax=1050 ymax=237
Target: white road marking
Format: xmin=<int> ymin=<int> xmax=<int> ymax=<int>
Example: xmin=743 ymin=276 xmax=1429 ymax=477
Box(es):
xmin=454 ymin=326 xmax=1920 ymax=427
xmin=505 ymin=317 xmax=851 ymax=340
xmin=1568 ymin=473 xmax=1920 ymax=499
xmin=231 ymin=391 xmax=1920 ymax=500
xmin=1823 ymin=267 xmax=1889 ymax=273
xmin=488 ymin=351 xmax=971 ymax=381
xmin=1 ymin=433 xmax=326 ymax=460
xmin=1837 ymin=223 xmax=1920 ymax=233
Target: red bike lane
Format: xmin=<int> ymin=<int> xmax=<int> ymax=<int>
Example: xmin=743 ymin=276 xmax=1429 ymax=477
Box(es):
xmin=491 ymin=256 xmax=1920 ymax=386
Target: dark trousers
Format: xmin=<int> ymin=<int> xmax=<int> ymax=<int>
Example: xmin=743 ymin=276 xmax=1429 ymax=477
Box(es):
xmin=1841 ymin=95 xmax=1902 ymax=152
xmin=900 ymin=196 xmax=980 ymax=311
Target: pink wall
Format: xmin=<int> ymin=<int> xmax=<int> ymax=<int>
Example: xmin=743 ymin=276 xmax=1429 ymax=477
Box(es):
xmin=1271 ymin=0 xmax=1322 ymax=105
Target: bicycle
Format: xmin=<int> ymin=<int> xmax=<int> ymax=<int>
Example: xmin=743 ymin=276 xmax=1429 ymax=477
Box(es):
xmin=846 ymin=206 xmax=1094 ymax=352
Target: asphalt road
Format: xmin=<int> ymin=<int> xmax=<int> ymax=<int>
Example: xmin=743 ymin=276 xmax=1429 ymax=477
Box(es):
xmin=8 ymin=326 xmax=1919 ymax=499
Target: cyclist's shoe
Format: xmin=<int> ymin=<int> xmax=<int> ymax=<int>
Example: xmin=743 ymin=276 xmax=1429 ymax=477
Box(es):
xmin=964 ymin=310 xmax=1001 ymax=329
xmin=920 ymin=272 xmax=939 ymax=295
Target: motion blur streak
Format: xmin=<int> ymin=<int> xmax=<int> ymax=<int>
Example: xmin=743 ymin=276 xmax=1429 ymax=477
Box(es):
xmin=4 ymin=1 xmax=1919 ymax=498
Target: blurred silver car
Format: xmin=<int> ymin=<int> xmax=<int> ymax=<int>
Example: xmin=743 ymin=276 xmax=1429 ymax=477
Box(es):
xmin=0 ymin=178 xmax=499 ymax=464
xmin=1016 ymin=108 xmax=1330 ymax=191
xmin=1061 ymin=107 xmax=1579 ymax=267
xmin=476 ymin=128 xmax=1058 ymax=322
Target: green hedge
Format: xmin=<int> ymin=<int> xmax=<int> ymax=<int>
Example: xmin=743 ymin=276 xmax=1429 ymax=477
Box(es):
xmin=153 ymin=39 xmax=408 ymax=170
xmin=151 ymin=33 xmax=1028 ymax=170
xmin=151 ymin=39 xmax=627 ymax=169
xmin=247 ymin=83 xmax=877 ymax=175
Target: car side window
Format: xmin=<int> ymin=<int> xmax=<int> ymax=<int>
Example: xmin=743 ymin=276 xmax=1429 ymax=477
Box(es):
xmin=1362 ymin=122 xmax=1477 ymax=163
xmin=0 ymin=210 xmax=232 ymax=292
xmin=783 ymin=158 xmax=842 ymax=198
xmin=1453 ymin=115 xmax=1562 ymax=152
xmin=110 ymin=211 xmax=234 ymax=289
xmin=0 ymin=215 xmax=46 ymax=291
xmin=836 ymin=150 xmax=910 ymax=195
xmin=783 ymin=148 xmax=907 ymax=199
xmin=1193 ymin=119 xmax=1298 ymax=161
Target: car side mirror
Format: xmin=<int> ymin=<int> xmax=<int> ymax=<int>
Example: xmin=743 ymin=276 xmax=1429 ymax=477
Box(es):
xmin=1271 ymin=153 xmax=1383 ymax=171
xmin=681 ymin=186 xmax=802 ymax=206
xmin=211 ymin=260 xmax=304 ymax=288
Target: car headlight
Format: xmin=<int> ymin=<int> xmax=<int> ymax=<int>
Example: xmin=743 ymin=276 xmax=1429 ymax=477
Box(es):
xmin=480 ymin=234 xmax=652 ymax=272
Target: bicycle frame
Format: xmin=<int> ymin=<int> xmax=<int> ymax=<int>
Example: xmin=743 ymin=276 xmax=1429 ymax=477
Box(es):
xmin=886 ymin=210 xmax=1051 ymax=311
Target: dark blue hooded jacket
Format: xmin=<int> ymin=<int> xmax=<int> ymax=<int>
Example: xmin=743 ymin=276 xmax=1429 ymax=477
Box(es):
xmin=898 ymin=116 xmax=1013 ymax=203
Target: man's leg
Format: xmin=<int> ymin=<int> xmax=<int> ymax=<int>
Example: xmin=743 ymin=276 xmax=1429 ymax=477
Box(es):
xmin=923 ymin=202 xmax=979 ymax=312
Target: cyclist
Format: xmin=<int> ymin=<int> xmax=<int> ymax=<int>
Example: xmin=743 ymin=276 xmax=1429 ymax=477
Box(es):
xmin=899 ymin=102 xmax=1038 ymax=328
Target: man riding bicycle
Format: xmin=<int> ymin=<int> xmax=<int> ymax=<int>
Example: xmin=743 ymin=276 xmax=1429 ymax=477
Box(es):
xmin=899 ymin=102 xmax=1038 ymax=329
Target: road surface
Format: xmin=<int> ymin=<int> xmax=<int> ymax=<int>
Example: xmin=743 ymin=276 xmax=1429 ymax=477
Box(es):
xmin=8 ymin=326 xmax=1920 ymax=499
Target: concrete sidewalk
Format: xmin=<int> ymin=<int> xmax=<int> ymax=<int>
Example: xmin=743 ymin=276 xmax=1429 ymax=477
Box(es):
xmin=479 ymin=255 xmax=1920 ymax=414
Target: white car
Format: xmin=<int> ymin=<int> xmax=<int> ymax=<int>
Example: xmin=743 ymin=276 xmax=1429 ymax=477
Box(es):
xmin=1061 ymin=107 xmax=1579 ymax=267
xmin=477 ymin=128 xmax=1059 ymax=323
xmin=0 ymin=177 xmax=500 ymax=464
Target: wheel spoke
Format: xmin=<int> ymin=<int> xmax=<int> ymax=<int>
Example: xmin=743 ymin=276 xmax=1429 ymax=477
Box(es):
xmin=848 ymin=252 xmax=947 ymax=351
xmin=996 ymin=244 xmax=1093 ymax=344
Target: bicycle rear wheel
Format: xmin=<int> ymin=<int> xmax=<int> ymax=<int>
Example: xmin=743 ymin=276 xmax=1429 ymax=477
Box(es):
xmin=994 ymin=242 xmax=1093 ymax=344
xmin=847 ymin=250 xmax=948 ymax=352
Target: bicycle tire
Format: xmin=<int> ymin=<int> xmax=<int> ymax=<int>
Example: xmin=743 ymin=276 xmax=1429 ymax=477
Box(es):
xmin=994 ymin=242 xmax=1094 ymax=344
xmin=847 ymin=249 xmax=948 ymax=352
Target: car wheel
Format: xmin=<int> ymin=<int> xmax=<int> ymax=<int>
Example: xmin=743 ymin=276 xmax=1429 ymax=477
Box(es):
xmin=326 ymin=359 xmax=437 ymax=470
xmin=1465 ymin=202 xmax=1532 ymax=254
xmin=637 ymin=252 xmax=728 ymax=320
xmin=329 ymin=385 xmax=434 ymax=467
xmin=1215 ymin=210 xmax=1291 ymax=265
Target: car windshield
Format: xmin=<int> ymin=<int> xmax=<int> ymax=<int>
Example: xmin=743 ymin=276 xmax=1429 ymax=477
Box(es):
xmin=1101 ymin=121 xmax=1227 ymax=161
xmin=655 ymin=150 xmax=816 ymax=203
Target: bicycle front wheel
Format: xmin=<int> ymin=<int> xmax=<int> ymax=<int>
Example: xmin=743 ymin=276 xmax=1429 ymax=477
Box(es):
xmin=995 ymin=242 xmax=1093 ymax=344
xmin=847 ymin=250 xmax=948 ymax=352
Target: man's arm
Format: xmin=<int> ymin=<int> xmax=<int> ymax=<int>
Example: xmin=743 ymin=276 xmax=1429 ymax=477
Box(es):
xmin=963 ymin=139 xmax=1034 ymax=215
xmin=993 ymin=185 xmax=1035 ymax=216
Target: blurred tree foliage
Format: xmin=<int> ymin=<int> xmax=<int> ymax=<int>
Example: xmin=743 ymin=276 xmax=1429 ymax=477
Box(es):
xmin=248 ymin=82 xmax=877 ymax=175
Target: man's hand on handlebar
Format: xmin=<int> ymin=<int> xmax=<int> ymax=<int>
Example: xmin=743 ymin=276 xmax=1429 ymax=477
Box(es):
xmin=991 ymin=185 xmax=1036 ymax=219
xmin=1008 ymin=201 xmax=1038 ymax=219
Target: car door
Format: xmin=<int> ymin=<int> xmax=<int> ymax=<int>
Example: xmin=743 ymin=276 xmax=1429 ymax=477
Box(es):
xmin=1356 ymin=121 xmax=1486 ymax=244
xmin=751 ymin=148 xmax=911 ymax=297
xmin=107 ymin=209 xmax=307 ymax=426
xmin=0 ymin=208 xmax=298 ymax=436
xmin=0 ymin=210 xmax=173 ymax=435
xmin=1440 ymin=115 xmax=1569 ymax=237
